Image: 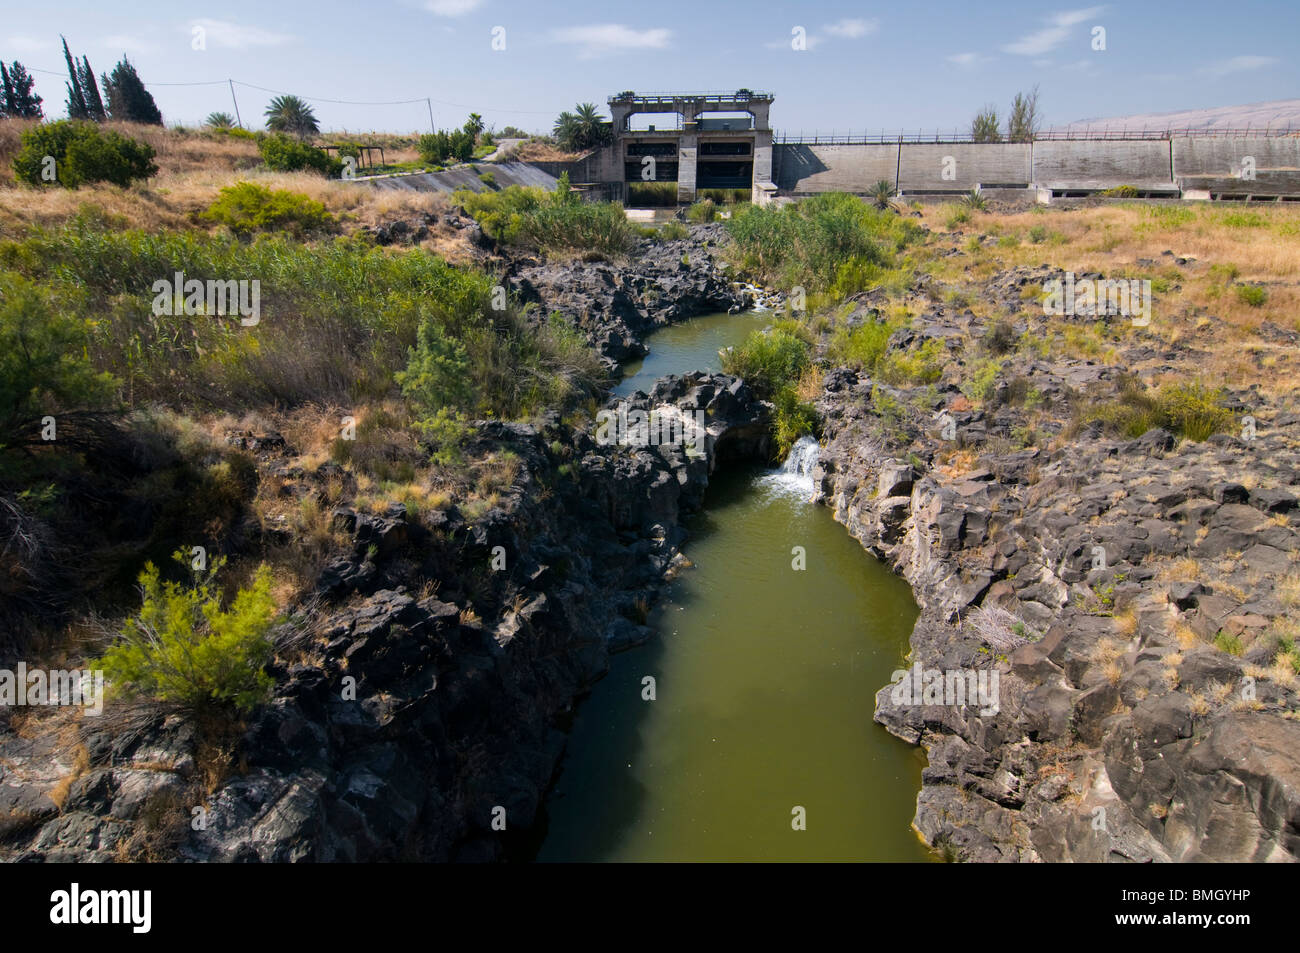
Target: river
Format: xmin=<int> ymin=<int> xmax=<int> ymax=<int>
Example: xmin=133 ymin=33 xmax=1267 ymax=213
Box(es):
xmin=533 ymin=311 xmax=932 ymax=862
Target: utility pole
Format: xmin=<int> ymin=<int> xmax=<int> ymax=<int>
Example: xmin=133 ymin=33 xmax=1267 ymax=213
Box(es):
xmin=229 ymin=79 xmax=243 ymax=128
xmin=426 ymin=98 xmax=435 ymax=134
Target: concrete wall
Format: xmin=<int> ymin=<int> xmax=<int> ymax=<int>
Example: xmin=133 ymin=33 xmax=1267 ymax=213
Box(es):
xmin=1032 ymin=140 xmax=1172 ymax=188
xmin=774 ymin=143 xmax=898 ymax=192
xmin=1172 ymin=137 xmax=1300 ymax=194
xmin=898 ymin=143 xmax=1031 ymax=191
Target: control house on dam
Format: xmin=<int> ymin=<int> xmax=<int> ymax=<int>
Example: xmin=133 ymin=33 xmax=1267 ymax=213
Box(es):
xmin=586 ymin=90 xmax=776 ymax=205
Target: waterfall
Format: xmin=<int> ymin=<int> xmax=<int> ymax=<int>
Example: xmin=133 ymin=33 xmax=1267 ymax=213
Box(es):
xmin=761 ymin=435 xmax=820 ymax=500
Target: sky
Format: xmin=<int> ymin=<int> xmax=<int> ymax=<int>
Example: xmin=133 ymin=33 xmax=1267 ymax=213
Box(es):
xmin=4 ymin=0 xmax=1298 ymax=135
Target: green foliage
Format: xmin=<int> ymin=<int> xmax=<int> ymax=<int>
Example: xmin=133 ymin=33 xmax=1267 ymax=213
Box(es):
xmin=880 ymin=337 xmax=945 ymax=385
xmin=771 ymin=386 xmax=817 ymax=458
xmin=1214 ymin=630 xmax=1244 ymax=656
xmin=396 ymin=318 xmax=472 ymax=414
xmin=869 ymin=179 xmax=896 ymax=209
xmin=827 ymin=319 xmax=893 ymax=373
xmin=205 ymin=111 xmax=235 ymax=129
xmin=658 ymin=221 xmax=689 ymax=241
xmin=971 ymin=105 xmax=1001 ymax=142
xmin=552 ymin=103 xmax=612 ymax=151
xmin=726 ymin=192 xmax=922 ymax=294
xmin=263 ymin=94 xmax=319 ymax=136
xmin=1081 ymin=378 xmax=1232 ymax=442
xmin=626 ymin=182 xmax=677 ymax=207
xmin=1235 ymin=283 xmax=1267 ymax=307
xmin=961 ymin=190 xmax=987 ymax=211
xmin=982 ymin=318 xmax=1016 ymax=355
xmin=13 ymin=120 xmax=157 ymax=188
xmin=0 ymin=61 xmax=43 ymax=119
xmin=0 ymin=272 xmax=116 ymax=444
xmin=101 ymin=57 xmax=162 ymax=125
xmin=719 ymin=327 xmax=809 ymax=399
xmin=688 ymin=199 xmax=719 ymax=223
xmin=961 ymin=357 xmax=1004 ymax=405
xmin=455 ymin=185 xmax=634 ymax=256
xmin=945 ymin=205 xmax=971 ymax=228
xmin=99 ymin=552 xmax=276 ymax=714
xmin=0 ymin=220 xmax=602 ymax=418
xmin=200 ymin=182 xmax=337 ymax=237
xmin=477 ymin=170 xmax=497 ymax=189
xmin=258 ymin=134 xmax=342 ymax=177
xmin=1098 ymin=185 xmax=1140 ymax=198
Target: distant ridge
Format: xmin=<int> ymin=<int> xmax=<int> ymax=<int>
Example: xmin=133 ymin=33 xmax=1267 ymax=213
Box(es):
xmin=1060 ymin=99 xmax=1300 ymax=133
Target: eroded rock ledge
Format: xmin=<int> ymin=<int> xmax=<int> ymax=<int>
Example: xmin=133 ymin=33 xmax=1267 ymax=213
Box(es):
xmin=812 ymin=294 xmax=1300 ymax=863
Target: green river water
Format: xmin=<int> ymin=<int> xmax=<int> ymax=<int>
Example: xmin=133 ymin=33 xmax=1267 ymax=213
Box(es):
xmin=533 ymin=312 xmax=931 ymax=862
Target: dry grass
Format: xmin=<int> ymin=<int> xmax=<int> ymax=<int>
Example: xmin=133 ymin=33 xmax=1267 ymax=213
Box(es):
xmin=0 ymin=119 xmax=453 ymax=241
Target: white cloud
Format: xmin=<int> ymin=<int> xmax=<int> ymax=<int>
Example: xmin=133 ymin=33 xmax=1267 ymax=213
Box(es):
xmin=1002 ymin=6 xmax=1105 ymax=56
xmin=424 ymin=0 xmax=483 ymax=16
xmin=947 ymin=52 xmax=992 ymax=67
xmin=549 ymin=24 xmax=671 ymax=59
xmin=188 ymin=19 xmax=295 ymax=49
xmin=5 ymin=34 xmax=52 ymax=55
xmin=825 ymin=18 xmax=878 ymax=39
xmin=1202 ymin=55 xmax=1278 ymax=77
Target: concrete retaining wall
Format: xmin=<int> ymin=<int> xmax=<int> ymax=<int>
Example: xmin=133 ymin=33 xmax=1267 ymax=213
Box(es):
xmin=1032 ymin=140 xmax=1172 ymax=188
xmin=898 ymin=143 xmax=1031 ymax=191
xmin=774 ymin=143 xmax=898 ymax=192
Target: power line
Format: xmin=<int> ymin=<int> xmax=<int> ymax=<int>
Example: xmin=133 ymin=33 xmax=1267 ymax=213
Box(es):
xmin=22 ymin=65 xmax=559 ymax=115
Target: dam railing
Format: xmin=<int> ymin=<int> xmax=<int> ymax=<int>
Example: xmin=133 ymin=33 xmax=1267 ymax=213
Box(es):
xmin=774 ymin=127 xmax=1300 ymax=145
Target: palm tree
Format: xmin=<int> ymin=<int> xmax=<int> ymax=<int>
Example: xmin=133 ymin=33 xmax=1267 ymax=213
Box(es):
xmin=552 ymin=110 xmax=579 ymax=150
xmin=869 ymin=179 xmax=896 ymax=210
xmin=573 ymin=102 xmax=608 ymax=148
xmin=205 ymin=111 xmax=235 ymax=128
xmin=464 ymin=112 xmax=484 ymax=139
xmin=264 ymin=94 xmax=319 ymax=136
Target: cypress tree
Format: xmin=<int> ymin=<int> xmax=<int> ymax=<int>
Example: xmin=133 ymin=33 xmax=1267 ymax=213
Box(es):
xmin=3 ymin=62 xmax=44 ymax=119
xmin=62 ymin=36 xmax=89 ymax=120
xmin=79 ymin=55 xmax=106 ymax=121
xmin=0 ymin=63 xmax=12 ymax=118
xmin=102 ymin=58 xmax=162 ymax=125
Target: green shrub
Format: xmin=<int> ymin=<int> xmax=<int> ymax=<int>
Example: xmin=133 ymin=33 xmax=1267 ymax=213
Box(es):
xmin=417 ymin=129 xmax=474 ymax=164
xmin=983 ymin=318 xmax=1017 ymax=355
xmin=726 ymin=192 xmax=922 ymax=293
xmin=396 ymin=318 xmax=473 ymax=415
xmin=455 ymin=185 xmax=634 ymax=255
xmin=880 ymin=337 xmax=945 ymax=385
xmin=625 ymin=182 xmax=677 ymax=207
xmin=200 ymin=182 xmax=337 ymax=237
xmin=1080 ymin=378 xmax=1232 ymax=442
xmin=99 ymin=552 xmax=276 ymax=714
xmin=945 ymin=206 xmax=971 ymax=228
xmin=719 ymin=327 xmax=808 ymax=398
xmin=658 ymin=221 xmax=689 ymax=241
xmin=13 ymin=120 xmax=157 ymax=188
xmin=1235 ymin=283 xmax=1267 ymax=307
xmin=688 ymin=199 xmax=719 ymax=223
xmin=1098 ymin=185 xmax=1140 ymax=197
xmin=771 ymin=385 xmax=817 ymax=458
xmin=961 ymin=190 xmax=987 ymax=210
xmin=0 ymin=273 xmax=116 ymax=444
xmin=258 ymin=134 xmax=343 ymax=177
xmin=1027 ymin=225 xmax=1048 ymax=244
xmin=828 ymin=319 xmax=893 ymax=374
xmin=961 ymin=357 xmax=1004 ymax=405
xmin=1214 ymin=630 xmax=1244 ymax=656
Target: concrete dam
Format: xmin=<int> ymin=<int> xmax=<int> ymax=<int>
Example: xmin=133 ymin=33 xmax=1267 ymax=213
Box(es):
xmin=558 ymin=90 xmax=1300 ymax=205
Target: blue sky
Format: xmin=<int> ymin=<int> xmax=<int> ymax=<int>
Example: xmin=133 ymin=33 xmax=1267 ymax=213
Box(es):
xmin=5 ymin=0 xmax=1297 ymax=134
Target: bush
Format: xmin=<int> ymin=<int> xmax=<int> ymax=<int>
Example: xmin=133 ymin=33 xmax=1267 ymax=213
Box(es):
xmin=258 ymin=134 xmax=343 ymax=177
xmin=726 ymin=192 xmax=922 ymax=294
xmin=99 ymin=552 xmax=276 ymax=714
xmin=200 ymin=182 xmax=337 ymax=237
xmin=456 ymin=185 xmax=634 ymax=256
xmin=983 ymin=318 xmax=1017 ymax=355
xmin=688 ymin=199 xmax=719 ymax=223
xmin=478 ymin=170 xmax=497 ymax=189
xmin=658 ymin=221 xmax=689 ymax=241
xmin=771 ymin=386 xmax=817 ymax=458
xmin=418 ymin=129 xmax=474 ymax=164
xmin=13 ymin=120 xmax=157 ymax=188
xmin=396 ymin=318 xmax=472 ymax=415
xmin=1081 ymin=378 xmax=1232 ymax=442
xmin=0 ymin=273 xmax=116 ymax=444
xmin=1235 ymin=284 xmax=1267 ymax=307
xmin=828 ymin=319 xmax=893 ymax=374
xmin=880 ymin=337 xmax=946 ymax=385
xmin=720 ymin=327 xmax=809 ymax=399
xmin=1098 ymin=185 xmax=1140 ymax=197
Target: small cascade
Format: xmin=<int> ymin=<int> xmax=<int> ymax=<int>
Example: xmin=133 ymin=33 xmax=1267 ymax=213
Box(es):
xmin=761 ymin=435 xmax=820 ymax=500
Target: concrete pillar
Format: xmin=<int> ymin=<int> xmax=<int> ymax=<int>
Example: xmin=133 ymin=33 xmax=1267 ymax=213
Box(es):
xmin=753 ymin=129 xmax=773 ymax=187
xmin=677 ymin=133 xmax=697 ymax=204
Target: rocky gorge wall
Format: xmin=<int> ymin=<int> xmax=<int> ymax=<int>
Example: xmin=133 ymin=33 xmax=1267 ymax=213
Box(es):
xmin=811 ymin=286 xmax=1300 ymax=862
